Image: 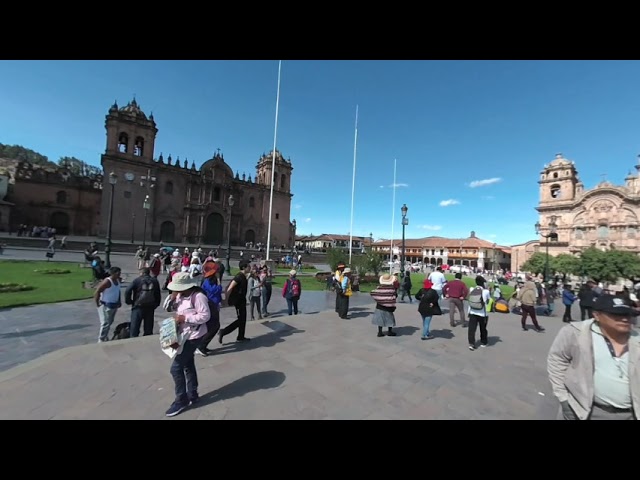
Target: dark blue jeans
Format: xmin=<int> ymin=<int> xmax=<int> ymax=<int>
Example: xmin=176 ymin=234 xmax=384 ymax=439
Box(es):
xmin=286 ymin=297 xmax=299 ymax=315
xmin=170 ymin=339 xmax=199 ymax=404
xmin=130 ymin=307 xmax=155 ymax=337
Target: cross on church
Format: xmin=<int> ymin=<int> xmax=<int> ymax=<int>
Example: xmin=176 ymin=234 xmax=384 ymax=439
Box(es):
xmin=600 ymin=173 xmax=607 ymax=182
xmin=216 ymin=148 xmax=221 ymax=156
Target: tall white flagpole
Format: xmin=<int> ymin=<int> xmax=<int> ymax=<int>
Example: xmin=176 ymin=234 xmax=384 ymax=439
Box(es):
xmin=390 ymin=158 xmax=397 ymax=264
xmin=266 ymin=60 xmax=282 ymax=261
xmin=348 ymin=105 xmax=359 ymax=265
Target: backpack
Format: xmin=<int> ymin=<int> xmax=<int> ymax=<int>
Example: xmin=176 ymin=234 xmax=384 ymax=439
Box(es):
xmin=135 ymin=277 xmax=156 ymax=307
xmin=216 ymin=261 xmax=225 ymax=278
xmin=290 ymin=279 xmax=301 ymax=297
xmin=467 ymin=286 xmax=485 ymax=310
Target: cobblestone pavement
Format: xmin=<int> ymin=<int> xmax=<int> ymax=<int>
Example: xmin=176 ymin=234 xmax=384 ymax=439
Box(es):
xmin=0 ymin=298 xmax=567 ymax=420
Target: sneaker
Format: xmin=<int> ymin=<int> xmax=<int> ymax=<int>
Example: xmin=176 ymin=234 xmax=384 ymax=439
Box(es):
xmin=165 ymin=402 xmax=187 ymax=417
xmin=480 ymin=344 xmax=487 ymax=348
xmin=469 ymin=345 xmax=475 ymax=351
xmin=188 ymin=394 xmax=199 ymax=406
xmin=535 ymin=326 xmax=545 ymax=332
xmin=195 ymin=348 xmax=208 ymax=357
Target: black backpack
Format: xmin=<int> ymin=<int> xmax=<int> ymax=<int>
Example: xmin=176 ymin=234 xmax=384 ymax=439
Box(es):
xmin=135 ymin=277 xmax=156 ymax=307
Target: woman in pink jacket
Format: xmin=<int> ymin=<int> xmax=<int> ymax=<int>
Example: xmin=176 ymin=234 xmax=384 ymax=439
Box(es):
xmin=164 ymin=272 xmax=211 ymax=417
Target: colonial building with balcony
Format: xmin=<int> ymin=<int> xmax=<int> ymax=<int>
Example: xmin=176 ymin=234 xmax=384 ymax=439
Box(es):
xmin=295 ymin=233 xmax=373 ymax=252
xmin=372 ymin=231 xmax=511 ymax=271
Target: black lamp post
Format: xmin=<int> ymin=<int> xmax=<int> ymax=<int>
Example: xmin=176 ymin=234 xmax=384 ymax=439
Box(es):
xmin=105 ymin=172 xmax=117 ymax=269
xmin=290 ymin=219 xmax=297 ymax=260
xmin=131 ymin=213 xmax=135 ymax=244
xmin=401 ymin=204 xmax=408 ymax=271
xmin=535 ymin=215 xmax=558 ymax=282
xmin=142 ymin=194 xmax=150 ymax=250
xmin=493 ymin=242 xmax=497 ymax=271
xmin=226 ymin=194 xmax=235 ymax=272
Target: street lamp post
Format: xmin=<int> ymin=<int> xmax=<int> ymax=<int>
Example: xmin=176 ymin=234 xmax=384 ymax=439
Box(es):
xmin=290 ymin=219 xmax=297 ymax=260
xmin=105 ymin=172 xmax=117 ymax=268
xmin=142 ymin=195 xmax=150 ymax=250
xmin=535 ymin=215 xmax=558 ymax=282
xmin=493 ymin=242 xmax=497 ymax=271
xmin=401 ymin=204 xmax=408 ymax=271
xmin=131 ymin=213 xmax=135 ymax=244
xmin=226 ymin=194 xmax=235 ymax=272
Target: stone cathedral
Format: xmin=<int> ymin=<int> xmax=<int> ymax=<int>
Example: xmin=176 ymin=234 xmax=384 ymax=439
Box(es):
xmin=99 ymin=99 xmax=296 ymax=247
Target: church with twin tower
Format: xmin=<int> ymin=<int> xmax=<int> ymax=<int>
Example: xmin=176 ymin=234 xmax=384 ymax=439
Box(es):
xmin=99 ymin=98 xmax=296 ymax=247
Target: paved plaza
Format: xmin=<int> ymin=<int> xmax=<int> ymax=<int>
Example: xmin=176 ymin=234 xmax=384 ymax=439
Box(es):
xmin=1 ymin=246 xmax=566 ymax=420
xmin=0 ymin=293 xmax=565 ymax=419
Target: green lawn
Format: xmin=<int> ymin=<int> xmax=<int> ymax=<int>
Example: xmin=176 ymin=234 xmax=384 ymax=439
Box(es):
xmin=0 ymin=260 xmax=96 ymax=308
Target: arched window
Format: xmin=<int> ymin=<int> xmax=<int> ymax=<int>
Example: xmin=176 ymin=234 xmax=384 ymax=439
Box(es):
xmin=165 ymin=181 xmax=173 ymax=195
xmin=280 ymin=173 xmax=286 ymax=189
xmin=214 ymin=187 xmax=221 ymax=202
xmin=550 ymin=184 xmax=561 ymax=198
xmin=249 ymin=197 xmax=255 ymax=208
xmin=56 ymin=191 xmax=67 ymax=204
xmin=598 ymin=225 xmax=609 ymax=238
xmin=134 ymin=137 xmax=144 ymax=157
xmin=118 ymin=133 xmax=129 ymax=153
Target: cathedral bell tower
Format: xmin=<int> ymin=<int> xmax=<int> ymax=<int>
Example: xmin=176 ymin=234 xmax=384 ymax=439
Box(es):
xmin=538 ymin=153 xmax=579 ymax=204
xmin=256 ymin=149 xmax=293 ymax=192
xmin=103 ymin=98 xmax=158 ymax=164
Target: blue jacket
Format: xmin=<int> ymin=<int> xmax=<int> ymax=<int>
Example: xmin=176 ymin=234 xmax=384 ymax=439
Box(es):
xmin=562 ymin=289 xmax=577 ymax=306
xmin=201 ymin=277 xmax=223 ymax=307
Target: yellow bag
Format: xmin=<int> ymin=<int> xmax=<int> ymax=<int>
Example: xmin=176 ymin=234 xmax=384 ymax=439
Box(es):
xmin=495 ymin=301 xmax=509 ymax=313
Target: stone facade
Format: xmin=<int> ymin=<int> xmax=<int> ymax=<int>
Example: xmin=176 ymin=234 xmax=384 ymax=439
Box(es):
xmin=535 ymin=153 xmax=640 ymax=259
xmin=1 ymin=163 xmax=102 ymax=235
xmin=509 ymin=240 xmax=539 ymax=273
xmin=99 ymin=99 xmax=295 ymax=246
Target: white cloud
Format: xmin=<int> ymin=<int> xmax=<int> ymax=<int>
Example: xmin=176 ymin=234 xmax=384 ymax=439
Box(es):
xmin=469 ymin=177 xmax=502 ymax=188
xmin=379 ymin=185 xmax=385 ymax=189
xmin=380 ymin=183 xmax=409 ymax=188
xmin=294 ymin=204 xmax=302 ymax=210
xmin=439 ymin=199 xmax=460 ymax=207
xmin=419 ymin=225 xmax=442 ymax=231
xmin=482 ymin=195 xmax=495 ymax=200
xmin=304 ymin=218 xmax=311 ymax=223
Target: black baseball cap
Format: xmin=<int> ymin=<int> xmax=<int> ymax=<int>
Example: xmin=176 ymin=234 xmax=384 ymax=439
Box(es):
xmin=592 ymin=294 xmax=639 ymax=317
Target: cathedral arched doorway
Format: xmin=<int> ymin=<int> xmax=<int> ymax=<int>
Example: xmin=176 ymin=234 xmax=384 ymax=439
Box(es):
xmin=245 ymin=229 xmax=256 ymax=244
xmin=50 ymin=211 xmax=70 ymax=235
xmin=204 ymin=213 xmax=224 ymax=244
xmin=160 ymin=221 xmax=175 ymax=243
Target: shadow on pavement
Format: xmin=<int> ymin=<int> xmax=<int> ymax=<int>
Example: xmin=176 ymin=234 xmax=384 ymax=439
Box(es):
xmin=431 ymin=328 xmax=454 ymax=339
xmin=0 ymin=323 xmax=89 ymax=339
xmin=393 ymin=325 xmax=420 ymax=336
xmin=214 ymin=322 xmax=305 ymax=355
xmin=195 ymin=370 xmax=286 ymax=408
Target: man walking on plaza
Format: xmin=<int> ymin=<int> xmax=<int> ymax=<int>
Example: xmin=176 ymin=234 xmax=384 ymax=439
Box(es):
xmin=124 ymin=267 xmax=161 ymax=337
xmin=443 ymin=272 xmax=469 ymax=327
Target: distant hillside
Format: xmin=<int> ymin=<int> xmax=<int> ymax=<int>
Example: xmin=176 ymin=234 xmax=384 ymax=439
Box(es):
xmin=0 ymin=143 xmax=57 ymax=168
xmin=0 ymin=143 xmax=101 ymax=177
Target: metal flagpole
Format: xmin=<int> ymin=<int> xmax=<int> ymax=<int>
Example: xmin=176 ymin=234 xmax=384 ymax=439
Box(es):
xmin=266 ymin=60 xmax=282 ymax=261
xmin=348 ymin=105 xmax=359 ymax=265
xmin=390 ymin=158 xmax=397 ymax=264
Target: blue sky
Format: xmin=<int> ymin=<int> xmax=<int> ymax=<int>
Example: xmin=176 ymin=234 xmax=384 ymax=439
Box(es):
xmin=1 ymin=60 xmax=640 ymax=246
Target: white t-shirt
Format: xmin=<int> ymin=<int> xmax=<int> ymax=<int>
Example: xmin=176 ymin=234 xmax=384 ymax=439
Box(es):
xmin=428 ymin=271 xmax=446 ymax=291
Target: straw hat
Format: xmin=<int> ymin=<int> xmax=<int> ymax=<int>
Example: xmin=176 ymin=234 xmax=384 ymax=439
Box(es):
xmin=379 ymin=273 xmax=395 ymax=286
xmin=167 ymin=272 xmax=201 ymax=292
xmin=289 ymin=270 xmax=297 ymax=276
xmin=343 ymin=268 xmax=351 ymax=274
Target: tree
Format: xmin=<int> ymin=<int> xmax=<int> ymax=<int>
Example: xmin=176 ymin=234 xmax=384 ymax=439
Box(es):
xmin=58 ymin=156 xmax=102 ymax=177
xmin=553 ymin=253 xmax=581 ymax=276
xmin=606 ymin=249 xmax=640 ymax=280
xmin=580 ymin=247 xmax=618 ymax=283
xmin=521 ymin=252 xmax=553 ymax=276
xmin=0 ymin=143 xmax=56 ymax=167
xmin=361 ymin=247 xmax=384 ymax=276
xmin=325 ymin=247 xmax=348 ymax=272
